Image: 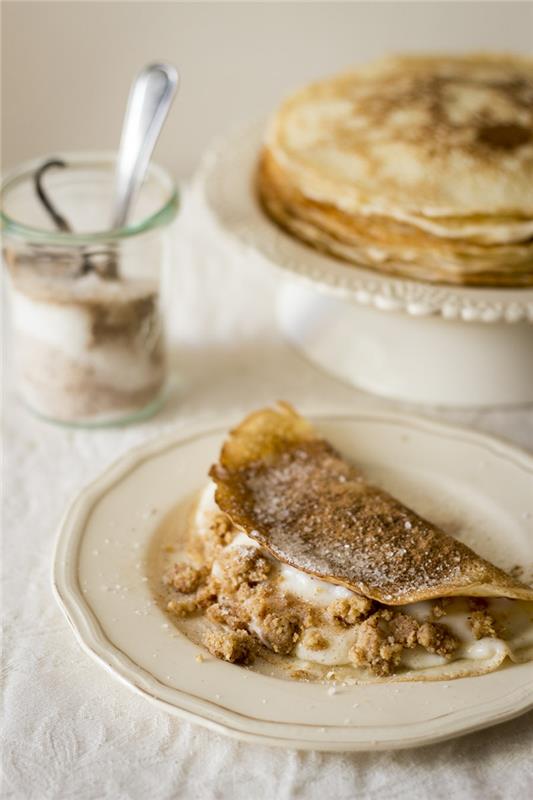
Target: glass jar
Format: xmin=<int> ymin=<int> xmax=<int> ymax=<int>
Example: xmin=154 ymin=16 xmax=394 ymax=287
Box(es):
xmin=1 ymin=153 xmax=178 ymax=426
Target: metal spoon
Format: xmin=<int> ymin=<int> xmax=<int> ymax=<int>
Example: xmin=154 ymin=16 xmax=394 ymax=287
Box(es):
xmin=111 ymin=62 xmax=179 ymax=230
xmin=31 ymin=64 xmax=178 ymax=279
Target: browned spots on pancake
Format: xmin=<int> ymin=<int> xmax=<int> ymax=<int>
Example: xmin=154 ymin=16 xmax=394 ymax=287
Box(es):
xmin=334 ymin=67 xmax=533 ymax=162
xmin=477 ymin=122 xmax=531 ymax=150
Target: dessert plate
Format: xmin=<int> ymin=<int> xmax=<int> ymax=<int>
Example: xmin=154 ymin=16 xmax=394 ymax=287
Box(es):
xmin=53 ymin=411 xmax=533 ymax=751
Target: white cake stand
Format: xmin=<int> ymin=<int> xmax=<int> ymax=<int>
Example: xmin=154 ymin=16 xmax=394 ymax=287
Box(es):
xmin=196 ymin=122 xmax=533 ymax=407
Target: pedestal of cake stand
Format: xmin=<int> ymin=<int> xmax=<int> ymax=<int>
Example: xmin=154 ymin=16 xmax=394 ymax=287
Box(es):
xmin=278 ymin=280 xmax=533 ymax=408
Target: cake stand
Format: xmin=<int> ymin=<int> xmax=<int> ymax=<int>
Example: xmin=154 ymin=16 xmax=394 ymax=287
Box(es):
xmin=196 ymin=122 xmax=533 ymax=407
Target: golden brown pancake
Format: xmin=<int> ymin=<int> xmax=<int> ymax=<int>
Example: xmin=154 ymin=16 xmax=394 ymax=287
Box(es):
xmin=210 ymin=403 xmax=533 ymax=605
xmin=257 ymin=151 xmax=533 ymax=286
xmin=259 ymin=54 xmax=533 ymax=286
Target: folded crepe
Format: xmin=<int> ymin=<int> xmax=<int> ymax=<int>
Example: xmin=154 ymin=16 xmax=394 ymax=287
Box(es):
xmin=210 ymin=403 xmax=533 ymax=606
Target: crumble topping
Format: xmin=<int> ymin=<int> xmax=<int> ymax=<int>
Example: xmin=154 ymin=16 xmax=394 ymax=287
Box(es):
xmin=328 ymin=595 xmax=373 ymax=626
xmin=167 ymin=597 xmax=198 ymax=618
xmin=217 ymin=546 xmax=272 ymax=592
xmin=259 ymin=612 xmax=301 ymax=654
xmin=193 ymin=513 xmax=237 ymax=567
xmin=210 ymin=514 xmax=235 ymax=547
xmin=163 ymin=563 xmax=208 ymax=594
xmin=299 ymin=604 xmax=324 ymax=629
xmin=205 ymin=602 xmax=248 ymax=630
xmin=388 ymin=612 xmax=420 ymax=648
xmin=303 ymin=630 xmax=329 ymax=651
xmin=203 ymin=628 xmax=255 ymax=664
xmin=166 ymin=574 xmax=218 ymax=617
xmin=469 ymin=610 xmax=498 ymax=640
xmin=291 ymin=669 xmax=313 ymax=681
xmin=165 ymin=522 xmax=313 ymax=662
xmin=350 ymin=610 xmax=458 ymax=676
xmin=350 ymin=611 xmax=404 ymax=677
xmin=417 ymin=622 xmax=458 ymax=656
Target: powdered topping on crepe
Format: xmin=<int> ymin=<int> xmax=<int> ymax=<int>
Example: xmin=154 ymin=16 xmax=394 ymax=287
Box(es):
xmin=210 ymin=404 xmax=533 ymax=605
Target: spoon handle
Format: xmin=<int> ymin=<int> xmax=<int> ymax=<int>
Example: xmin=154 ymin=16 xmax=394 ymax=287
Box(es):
xmin=111 ymin=63 xmax=178 ymax=230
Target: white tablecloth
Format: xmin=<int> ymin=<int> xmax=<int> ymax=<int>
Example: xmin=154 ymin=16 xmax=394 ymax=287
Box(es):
xmin=3 ymin=192 xmax=533 ymax=800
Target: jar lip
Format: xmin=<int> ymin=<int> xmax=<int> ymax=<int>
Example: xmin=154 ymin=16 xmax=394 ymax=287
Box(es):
xmin=1 ymin=152 xmax=179 ymax=244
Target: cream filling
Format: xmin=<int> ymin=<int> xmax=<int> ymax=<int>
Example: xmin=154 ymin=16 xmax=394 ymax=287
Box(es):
xmin=196 ymin=483 xmax=533 ymax=668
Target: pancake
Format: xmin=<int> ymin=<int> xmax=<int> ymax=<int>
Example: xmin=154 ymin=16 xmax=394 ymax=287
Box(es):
xmin=159 ymin=404 xmax=533 ymax=681
xmin=183 ymin=484 xmax=533 ymax=681
xmin=210 ymin=403 xmax=533 ymax=605
xmin=259 ymin=54 xmax=533 ymax=286
xmin=258 ymin=151 xmax=533 ymax=285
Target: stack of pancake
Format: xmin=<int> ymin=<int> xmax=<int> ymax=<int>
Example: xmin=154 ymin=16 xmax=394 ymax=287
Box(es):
xmin=257 ymin=54 xmax=533 ymax=287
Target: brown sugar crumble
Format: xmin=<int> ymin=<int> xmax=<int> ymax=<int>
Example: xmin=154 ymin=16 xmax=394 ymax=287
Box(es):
xmin=469 ymin=610 xmax=498 ymax=639
xmin=166 ymin=571 xmax=218 ymax=617
xmin=350 ymin=611 xmax=404 ymax=677
xmin=203 ymin=628 xmax=255 ymax=664
xmin=299 ymin=603 xmax=324 ymax=629
xmin=291 ymin=668 xmax=313 ymax=681
xmin=303 ymin=630 xmax=329 ymax=651
xmin=164 ymin=563 xmax=208 ymax=594
xmin=388 ymin=612 xmax=420 ymax=648
xmin=259 ymin=612 xmax=301 ymax=654
xmin=162 ymin=538 xmax=483 ymax=674
xmin=196 ymin=513 xmax=237 ymax=566
xmin=217 ymin=546 xmax=271 ymax=593
xmin=416 ymin=622 xmax=458 ymax=656
xmin=167 ymin=597 xmax=198 ymax=618
xmin=328 ymin=596 xmax=373 ymax=626
xmin=350 ymin=610 xmax=458 ymax=676
xmin=205 ymin=602 xmax=248 ymax=631
xmin=210 ymin=514 xmax=235 ymax=546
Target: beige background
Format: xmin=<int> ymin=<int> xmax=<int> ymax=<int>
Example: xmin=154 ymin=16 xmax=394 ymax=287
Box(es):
xmin=2 ymin=1 xmax=533 ymax=177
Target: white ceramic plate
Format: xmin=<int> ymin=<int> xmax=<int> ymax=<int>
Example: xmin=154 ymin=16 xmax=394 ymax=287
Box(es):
xmin=53 ymin=412 xmax=533 ymax=751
